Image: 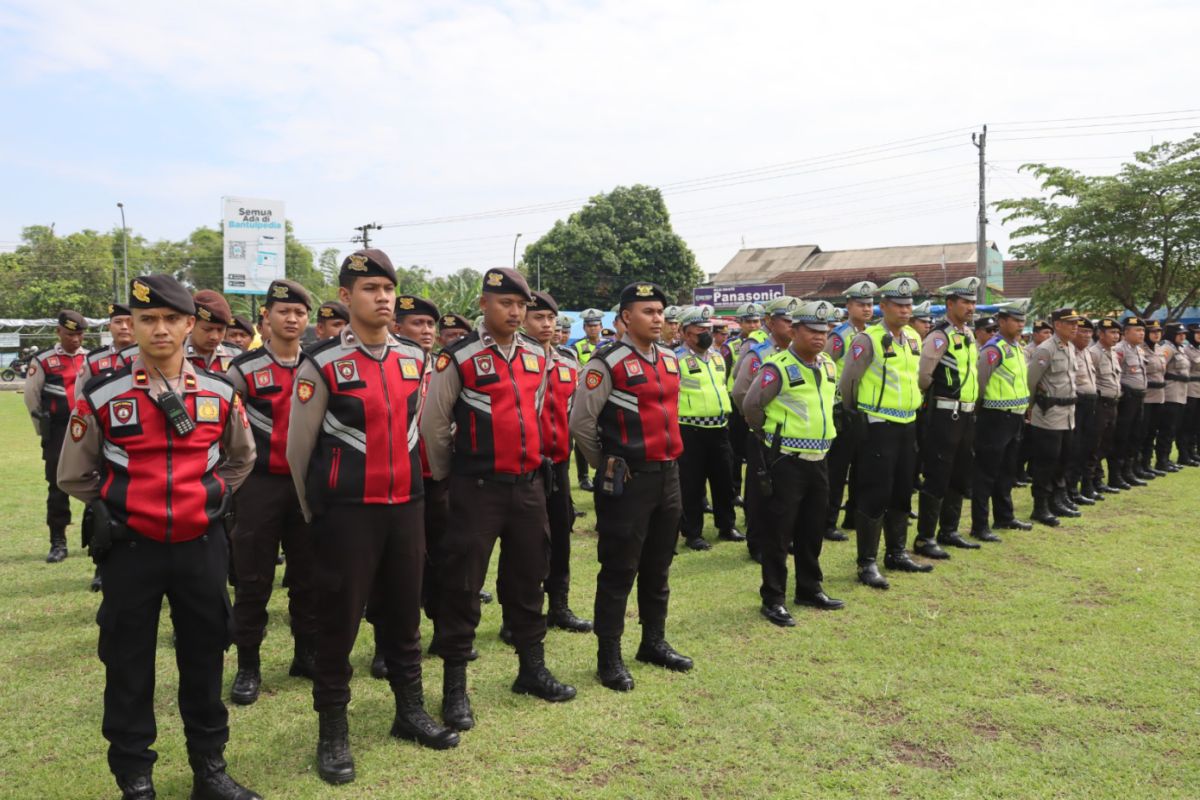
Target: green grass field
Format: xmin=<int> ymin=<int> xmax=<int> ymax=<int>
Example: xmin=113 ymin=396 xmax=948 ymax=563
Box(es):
xmin=1 ymin=391 xmax=1197 ymax=799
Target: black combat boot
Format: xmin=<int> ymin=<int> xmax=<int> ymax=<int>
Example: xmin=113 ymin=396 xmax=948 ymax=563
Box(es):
xmin=936 ymin=491 xmax=980 ymax=549
xmin=370 ymin=651 xmax=388 ymax=679
xmin=390 ymin=680 xmax=460 ymax=749
xmin=1122 ymin=460 xmax=1147 ymax=487
xmin=115 ymin=771 xmax=155 ymax=800
xmin=512 ymin=642 xmax=577 ymax=701
xmin=1108 ymin=459 xmax=1131 ymax=490
xmin=1031 ymin=496 xmax=1060 ymax=527
xmin=1068 ymin=481 xmax=1095 ymax=506
xmin=635 ymin=623 xmax=694 ymax=672
xmin=46 ymin=527 xmax=67 ymax=563
xmin=596 ymin=636 xmax=634 ymax=692
xmin=441 ymin=662 xmax=475 ymax=731
xmin=913 ymin=492 xmax=950 ymax=559
xmin=547 ymin=592 xmax=593 ymax=632
xmin=316 ymin=707 xmax=355 ymax=784
xmin=289 ymin=635 xmax=317 ymax=680
xmin=91 ymin=565 xmax=103 ymax=592
xmin=824 ymin=525 xmax=848 ymax=542
xmin=426 ymin=630 xmax=478 ymax=661
xmin=187 ymin=749 xmax=262 ymax=799
xmin=1134 ymin=454 xmax=1158 ymax=480
xmin=854 ymin=512 xmax=889 ymax=589
xmin=883 ymin=510 xmax=933 ymax=573
xmin=1050 ymin=490 xmax=1081 ymax=518
xmin=229 ymin=646 xmax=261 ymax=706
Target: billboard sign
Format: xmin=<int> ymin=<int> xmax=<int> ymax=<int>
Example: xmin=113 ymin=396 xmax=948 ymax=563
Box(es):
xmin=692 ymin=283 xmax=785 ymax=309
xmin=223 ymin=197 xmax=286 ymax=294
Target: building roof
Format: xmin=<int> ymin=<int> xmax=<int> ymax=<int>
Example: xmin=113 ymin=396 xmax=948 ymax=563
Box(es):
xmin=713 ymin=244 xmax=821 ymax=284
xmin=778 ymin=262 xmax=978 ymax=299
xmin=712 ymin=241 xmax=998 ymax=285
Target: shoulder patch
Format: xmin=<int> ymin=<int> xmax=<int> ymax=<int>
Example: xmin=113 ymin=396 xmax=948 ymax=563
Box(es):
xmin=986 ymin=348 xmax=1001 ymax=365
xmin=761 ymin=368 xmax=778 ymax=386
xmin=69 ymin=415 xmax=88 ymax=442
xmin=297 ymin=378 xmax=315 ymax=403
xmin=585 ymin=370 xmax=603 ymax=390
xmin=851 ymin=343 xmax=865 ymax=361
xmin=435 ymin=352 xmax=452 ymax=372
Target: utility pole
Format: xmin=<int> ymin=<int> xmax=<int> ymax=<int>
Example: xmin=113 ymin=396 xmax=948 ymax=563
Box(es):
xmin=972 ymin=125 xmax=987 ymax=304
xmin=512 ymin=232 xmax=522 ymax=269
xmin=352 ymin=222 xmax=381 ymax=248
xmin=117 ymin=202 xmax=129 ymax=303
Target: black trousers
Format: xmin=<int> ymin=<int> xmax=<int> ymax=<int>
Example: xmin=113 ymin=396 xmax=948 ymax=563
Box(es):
xmin=971 ymin=409 xmax=1023 ymax=529
xmin=1177 ymin=397 xmax=1200 ymax=456
xmin=678 ymin=425 xmax=735 ymax=538
xmin=920 ymin=407 xmax=975 ymax=499
xmin=439 ymin=475 xmax=548 ymax=661
xmin=855 ymin=420 xmax=917 ymax=518
xmin=593 ymin=462 xmax=682 ymax=639
xmin=1090 ymin=397 xmax=1119 ymax=482
xmin=546 ymin=460 xmax=575 ymax=597
xmin=825 ymin=409 xmax=860 ymax=529
xmin=312 ymin=502 xmax=424 ymax=711
xmin=1139 ymin=402 xmax=1161 ymax=461
xmin=1067 ymin=395 xmax=1099 ymax=487
xmin=421 ymin=477 xmax=450 ymax=621
xmin=42 ymin=424 xmax=71 ymax=533
xmin=230 ymin=472 xmax=317 ymax=649
xmin=1156 ymin=403 xmax=1185 ymax=462
xmin=1030 ymin=426 xmax=1071 ymax=500
xmin=574 ymin=444 xmax=591 ymax=481
xmin=97 ymin=526 xmax=231 ymax=775
xmin=743 ymin=436 xmax=764 ymax=554
xmin=728 ymin=411 xmax=749 ymax=498
xmin=760 ymin=456 xmax=828 ymax=606
xmin=1114 ymin=390 xmax=1145 ymax=463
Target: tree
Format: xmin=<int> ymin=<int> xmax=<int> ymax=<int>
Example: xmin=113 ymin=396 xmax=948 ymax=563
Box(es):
xmin=522 ymin=185 xmax=702 ymax=309
xmin=997 ymin=134 xmax=1200 ymax=319
xmin=0 ymin=225 xmax=117 ymax=318
xmin=428 ymin=268 xmax=484 ymax=318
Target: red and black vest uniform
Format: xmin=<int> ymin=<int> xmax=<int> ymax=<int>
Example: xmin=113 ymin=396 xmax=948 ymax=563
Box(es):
xmin=442 ymin=330 xmax=547 ymax=476
xmin=304 ymin=334 xmax=427 ymax=510
xmin=34 ymin=344 xmax=85 ymax=424
xmin=230 ymin=345 xmax=306 ymax=475
xmin=186 ymin=340 xmax=241 ymax=374
xmin=593 ymin=339 xmax=684 ymax=463
xmin=79 ymin=362 xmax=238 ymax=542
xmin=84 ymin=343 xmax=139 ymax=380
xmin=418 ymin=366 xmax=434 ymax=479
xmin=541 ymin=345 xmax=579 ymax=465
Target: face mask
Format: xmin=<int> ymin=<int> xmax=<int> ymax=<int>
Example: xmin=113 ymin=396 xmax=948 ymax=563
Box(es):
xmin=695 ymin=332 xmax=713 ymax=350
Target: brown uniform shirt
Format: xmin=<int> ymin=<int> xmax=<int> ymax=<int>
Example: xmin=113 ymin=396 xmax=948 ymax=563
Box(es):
xmin=1088 ymin=342 xmax=1122 ymax=400
xmin=1073 ymin=342 xmax=1098 ymax=396
xmin=1163 ymin=341 xmax=1190 ymax=404
xmin=1026 ymin=335 xmax=1077 ymax=431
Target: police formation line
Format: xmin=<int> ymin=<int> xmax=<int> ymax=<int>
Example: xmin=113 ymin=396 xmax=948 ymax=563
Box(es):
xmin=24 ymin=257 xmax=1200 ymax=799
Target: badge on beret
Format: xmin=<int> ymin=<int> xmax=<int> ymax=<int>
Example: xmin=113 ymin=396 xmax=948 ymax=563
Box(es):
xmin=297 ymin=379 xmax=315 ymax=404
xmin=623 ymin=358 xmax=643 ymax=377
xmin=585 ymin=370 xmax=603 ymax=390
xmin=400 ymin=358 xmax=420 ymax=380
xmin=761 ymin=369 xmax=777 ymax=386
xmin=636 ymin=284 xmax=654 ymax=297
xmin=69 ymin=415 xmax=88 ymax=442
xmin=521 ymin=353 xmax=540 ymax=372
xmin=851 ymin=343 xmax=865 ymax=361
xmin=320 ymin=306 xmax=334 ymax=318
xmin=253 ymin=369 xmax=274 ymax=389
xmin=108 ymin=304 xmax=115 ymax=316
xmin=334 ymin=359 xmax=360 ymax=384
xmin=663 ymin=356 xmax=678 ymax=374
xmin=347 ymin=254 xmax=368 ymax=272
xmin=436 ymin=353 xmax=452 ymax=372
xmin=110 ymin=399 xmax=137 ymax=426
xmin=442 ymin=315 xmax=454 ymax=325
xmin=486 ymin=271 xmax=504 ymax=287
xmin=132 ymin=280 xmax=151 ymax=303
xmin=197 ymin=307 xmax=213 ymax=322
xmin=195 ymin=396 xmax=220 ymax=423
xmin=63 ymin=319 xmax=79 ymax=331
xmin=272 ymin=284 xmax=290 ymax=300
xmin=987 ymin=348 xmax=1001 ymax=365
xmin=557 ymin=365 xmax=572 ymax=382
xmin=398 ymin=296 xmax=415 ymax=310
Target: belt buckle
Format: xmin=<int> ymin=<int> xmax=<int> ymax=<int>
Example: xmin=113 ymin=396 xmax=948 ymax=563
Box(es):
xmin=950 ymin=403 xmax=960 ymax=421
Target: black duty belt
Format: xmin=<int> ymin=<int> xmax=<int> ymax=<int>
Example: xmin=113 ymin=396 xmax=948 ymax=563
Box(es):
xmin=477 ymin=470 xmax=538 ymax=484
xmin=1037 ymin=396 xmax=1076 ymax=408
xmin=1166 ymin=374 xmax=1190 ymax=382
xmin=1147 ymin=381 xmax=1166 ymax=389
xmin=1098 ymin=396 xmax=1119 ymax=406
xmin=626 ymin=460 xmax=676 ymax=473
xmin=1123 ymin=388 xmax=1147 ymax=397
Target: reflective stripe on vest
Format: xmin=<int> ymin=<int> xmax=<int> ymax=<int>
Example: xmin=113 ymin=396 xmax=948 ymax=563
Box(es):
xmin=981 ymin=336 xmax=1030 ymax=413
xmin=232 ymin=348 xmax=303 ymax=476
xmin=675 ymin=348 xmax=731 ymax=427
xmin=930 ymin=322 xmax=979 ymax=403
xmin=597 ymin=342 xmax=683 ymax=462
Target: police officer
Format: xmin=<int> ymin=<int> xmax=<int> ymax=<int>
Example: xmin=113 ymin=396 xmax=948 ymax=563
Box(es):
xmin=524 ymin=291 xmax=592 ymax=632
xmin=225 ymin=315 xmax=255 ymax=351
xmin=82 ymin=303 xmax=136 ymax=385
xmin=1026 ymin=307 xmax=1083 ymax=526
xmin=571 ymin=281 xmax=693 ymax=692
xmin=1017 ymin=320 xmax=1054 ymax=486
xmin=1066 ymin=317 xmax=1101 ymax=506
xmin=970 ymin=302 xmax=1033 ymax=540
xmin=1089 ymin=318 xmax=1125 ymax=491
xmin=823 ymin=281 xmax=877 ymax=542
xmin=289 ymin=253 xmax=458 ymax=784
xmin=910 ymin=300 xmax=933 ymax=339
xmin=24 ymin=309 xmax=87 ymax=562
xmin=731 ymin=296 xmax=801 ymax=562
xmin=741 ymin=299 xmax=845 ymax=626
xmin=1113 ymin=316 xmax=1150 ymax=486
xmin=973 ymin=315 xmax=999 ymax=349
xmin=187 ymin=290 xmax=242 ymax=373
xmin=838 ymin=277 xmax=931 ymax=589
xmin=422 ymin=267 xmax=576 ymax=731
xmin=225 ymin=279 xmax=320 ymax=706
xmin=555 ymin=314 xmax=574 ymax=348
xmin=914 ymin=276 xmax=983 ymax=557
xmin=438 ymin=312 xmax=472 ymax=349
xmin=673 ymin=305 xmax=740 ymax=550
xmin=662 ymin=305 xmax=681 ymax=348
xmin=572 ymin=307 xmax=607 ymax=489
xmin=1158 ymin=322 xmax=1191 ymax=471
xmin=1175 ymin=323 xmax=1200 ymax=465
xmin=315 ymin=301 xmax=350 ymax=341
xmin=726 ymin=302 xmax=765 ymax=509
xmin=1139 ymin=321 xmax=1168 ymax=476
xmin=58 ymin=275 xmax=260 ymax=800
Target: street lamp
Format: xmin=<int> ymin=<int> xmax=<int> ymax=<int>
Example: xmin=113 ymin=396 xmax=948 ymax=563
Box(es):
xmin=116 ymin=202 xmax=128 ymax=303
xmin=512 ymin=232 xmax=522 ymax=269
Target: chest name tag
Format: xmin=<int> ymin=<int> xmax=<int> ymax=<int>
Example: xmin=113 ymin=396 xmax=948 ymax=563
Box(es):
xmin=521 ymin=352 xmax=540 ymax=373
xmin=195 ymin=396 xmax=221 ymax=423
xmin=399 ymin=358 xmax=420 ymax=380
xmin=685 ymin=356 xmax=701 ymax=373
xmin=663 ymin=357 xmax=678 ymax=375
xmin=785 ymin=364 xmax=804 ymax=386
xmin=557 ymin=365 xmax=573 ymax=382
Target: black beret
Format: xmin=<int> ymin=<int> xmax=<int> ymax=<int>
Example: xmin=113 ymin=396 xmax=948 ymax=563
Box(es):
xmin=482 ymin=267 xmax=533 ymax=300
xmin=193 ymin=290 xmax=232 ymax=326
xmin=1188 ymin=323 xmax=1200 ymax=333
xmin=1096 ymin=317 xmax=1121 ymax=330
xmin=231 ymin=315 xmax=255 ymax=335
xmin=1122 ymin=316 xmax=1146 ymax=329
xmin=1032 ymin=320 xmax=1053 ymax=333
xmin=266 ymin=279 xmax=312 ymax=309
xmin=395 ymin=295 xmax=440 ymax=320
xmin=618 ymin=281 xmax=668 ymax=309
xmin=340 ymin=249 xmax=398 ymax=285
xmin=107 ymin=302 xmax=132 ymax=319
xmin=57 ymin=310 xmax=85 ymax=332
xmin=439 ymin=312 xmax=471 ymax=332
xmin=317 ymin=301 xmax=350 ymax=323
xmin=1164 ymin=322 xmax=1185 ymax=337
xmin=528 ymin=290 xmax=559 ymax=314
xmin=129 ymin=275 xmax=196 ymax=316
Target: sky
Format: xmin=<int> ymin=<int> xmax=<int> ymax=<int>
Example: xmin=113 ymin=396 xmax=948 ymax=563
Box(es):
xmin=1 ymin=0 xmax=1198 ymax=281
